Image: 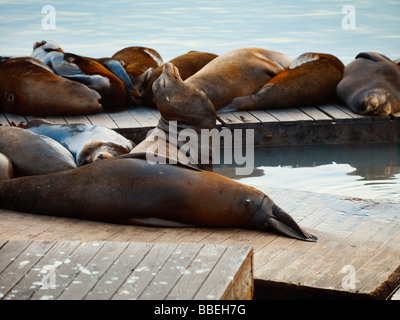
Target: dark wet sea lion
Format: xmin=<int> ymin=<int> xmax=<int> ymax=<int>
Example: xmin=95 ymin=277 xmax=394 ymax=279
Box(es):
xmin=0 ymin=153 xmax=13 ymax=181
xmin=144 ymin=51 xmax=218 ymax=108
xmin=0 ymin=126 xmax=77 ymax=177
xmin=183 ymin=47 xmax=293 ymax=110
xmin=336 ymin=52 xmax=400 ymax=116
xmin=221 ymin=52 xmax=345 ymax=111
xmin=26 ymin=119 xmax=135 ymax=166
xmin=0 ymin=62 xmax=317 ymax=242
xmin=0 ymin=56 xmax=102 ymax=116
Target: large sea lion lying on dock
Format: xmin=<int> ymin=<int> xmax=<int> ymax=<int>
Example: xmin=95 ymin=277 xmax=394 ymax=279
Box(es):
xmin=0 ymin=56 xmax=102 ymax=116
xmin=220 ymin=52 xmax=344 ymax=111
xmin=336 ymin=52 xmax=400 ymax=116
xmin=0 ymin=62 xmax=317 ymax=242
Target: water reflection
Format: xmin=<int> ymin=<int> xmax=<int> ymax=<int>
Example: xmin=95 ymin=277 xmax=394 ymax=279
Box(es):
xmin=214 ymin=143 xmax=400 ymax=200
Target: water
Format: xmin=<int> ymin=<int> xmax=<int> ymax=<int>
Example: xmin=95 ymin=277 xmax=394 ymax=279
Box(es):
xmin=0 ymin=0 xmax=399 ymax=64
xmin=214 ymin=143 xmax=400 ymax=202
xmin=1 ymin=1 xmax=399 ymax=200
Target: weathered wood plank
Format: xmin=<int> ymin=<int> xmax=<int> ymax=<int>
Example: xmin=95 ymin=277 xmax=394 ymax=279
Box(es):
xmin=194 ymin=245 xmax=253 ymax=300
xmin=217 ymin=112 xmax=247 ymax=126
xmin=57 ymin=241 xmax=129 ymax=300
xmin=300 ymin=106 xmax=333 ymax=123
xmin=108 ymin=110 xmax=141 ymax=129
xmin=85 ymin=242 xmax=153 ymax=300
xmin=140 ymin=243 xmax=204 ymax=300
xmin=318 ymin=104 xmax=355 ymax=123
xmin=0 ymin=241 xmax=55 ymax=299
xmin=333 ymin=103 xmax=373 ymax=122
xmin=230 ymin=111 xmax=262 ymax=125
xmin=8 ymin=241 xmax=81 ymax=300
xmin=248 ymin=110 xmax=279 ymax=123
xmin=166 ymin=244 xmax=227 ymax=299
xmin=87 ymin=113 xmax=118 ymax=129
xmin=128 ymin=107 xmax=160 ymax=128
xmin=31 ymin=241 xmax=106 ymax=300
xmin=63 ymin=115 xmax=91 ymax=125
xmin=112 ymin=242 xmax=179 ymax=300
xmin=0 ymin=240 xmax=31 ymax=274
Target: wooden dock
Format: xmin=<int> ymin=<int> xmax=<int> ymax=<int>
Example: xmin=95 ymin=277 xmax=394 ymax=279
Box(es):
xmin=0 ymin=240 xmax=253 ymax=300
xmin=1 ymin=188 xmax=399 ymax=300
xmin=1 ymin=103 xmax=399 ymax=146
xmin=1 ymin=104 xmax=399 ymax=299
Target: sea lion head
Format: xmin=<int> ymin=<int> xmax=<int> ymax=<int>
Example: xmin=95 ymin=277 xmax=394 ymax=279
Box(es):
xmin=357 ymin=88 xmax=393 ymax=116
xmin=152 ymin=62 xmax=216 ymax=129
xmin=78 ymin=140 xmax=130 ymax=166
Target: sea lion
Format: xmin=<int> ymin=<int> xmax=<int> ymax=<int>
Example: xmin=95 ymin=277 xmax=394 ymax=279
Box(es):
xmin=0 ymin=62 xmax=317 ymax=242
xmin=31 ymin=40 xmax=127 ymax=110
xmin=182 ymin=47 xmax=293 ymax=110
xmin=0 ymin=126 xmax=77 ymax=177
xmin=221 ymin=52 xmax=345 ymax=112
xmin=144 ymin=51 xmax=218 ymax=108
xmin=132 ymin=62 xmax=216 ymax=171
xmin=26 ymin=119 xmax=135 ymax=166
xmin=0 ymin=153 xmax=13 ymax=181
xmin=0 ymin=56 xmax=102 ymax=116
xmin=336 ymin=52 xmax=400 ymax=116
xmin=111 ymin=46 xmax=163 ymax=105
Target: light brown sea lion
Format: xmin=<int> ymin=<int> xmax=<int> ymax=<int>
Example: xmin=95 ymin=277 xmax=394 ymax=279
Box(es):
xmin=336 ymin=52 xmax=400 ymax=116
xmin=183 ymin=47 xmax=293 ymax=110
xmin=111 ymin=46 xmax=163 ymax=105
xmin=0 ymin=62 xmax=317 ymax=242
xmin=0 ymin=56 xmax=102 ymax=116
xmin=32 ymin=40 xmax=127 ymax=110
xmin=26 ymin=119 xmax=135 ymax=166
xmin=144 ymin=51 xmax=218 ymax=108
xmin=221 ymin=52 xmax=345 ymax=111
xmin=0 ymin=153 xmax=13 ymax=181
xmin=0 ymin=126 xmax=77 ymax=177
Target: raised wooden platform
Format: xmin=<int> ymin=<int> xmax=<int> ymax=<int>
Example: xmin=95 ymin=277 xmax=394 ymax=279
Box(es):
xmin=1 ymin=188 xmax=399 ymax=299
xmin=0 ymin=240 xmax=253 ymax=300
xmin=1 ymin=103 xmax=399 ymax=146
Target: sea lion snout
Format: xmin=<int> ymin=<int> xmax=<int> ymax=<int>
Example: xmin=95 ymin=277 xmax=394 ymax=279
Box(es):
xmin=363 ymin=88 xmax=391 ymax=115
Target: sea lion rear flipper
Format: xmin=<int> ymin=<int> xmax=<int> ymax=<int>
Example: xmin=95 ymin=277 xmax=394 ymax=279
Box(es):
xmin=101 ymin=59 xmax=134 ymax=91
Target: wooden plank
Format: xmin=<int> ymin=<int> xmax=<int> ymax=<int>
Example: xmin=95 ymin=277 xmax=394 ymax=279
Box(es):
xmin=193 ymin=245 xmax=253 ymax=300
xmin=0 ymin=241 xmax=55 ymax=299
xmin=113 ymin=242 xmax=179 ymax=300
xmin=63 ymin=115 xmax=91 ymax=125
xmin=108 ymin=110 xmax=141 ymax=129
xmin=7 ymin=241 xmax=81 ymax=300
xmin=57 ymin=241 xmax=129 ymax=300
xmin=248 ymin=110 xmax=279 ymax=123
xmin=139 ymin=243 xmax=204 ymax=300
xmin=333 ymin=103 xmax=373 ymax=122
xmin=87 ymin=113 xmax=118 ymax=129
xmin=128 ymin=107 xmax=160 ymax=128
xmin=299 ymin=106 xmax=333 ymax=124
xmin=217 ymin=112 xmax=247 ymax=126
xmin=85 ymin=242 xmax=153 ymax=300
xmin=282 ymin=108 xmax=314 ymax=123
xmin=318 ymin=104 xmax=355 ymax=123
xmin=265 ymin=109 xmax=298 ymax=124
xmin=30 ymin=241 xmax=105 ymax=300
xmin=230 ymin=111 xmax=261 ymax=125
xmin=166 ymin=244 xmax=227 ymax=299
xmin=0 ymin=240 xmax=31 ymax=274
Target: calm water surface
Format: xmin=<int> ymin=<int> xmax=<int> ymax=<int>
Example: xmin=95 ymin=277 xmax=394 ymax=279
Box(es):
xmin=1 ymin=1 xmax=399 ymax=200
